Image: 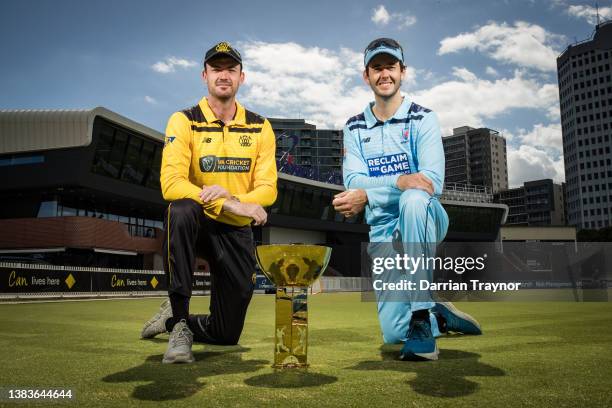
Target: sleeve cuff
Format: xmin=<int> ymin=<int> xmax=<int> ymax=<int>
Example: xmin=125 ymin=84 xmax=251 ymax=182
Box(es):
xmin=214 ymin=198 xmax=228 ymax=216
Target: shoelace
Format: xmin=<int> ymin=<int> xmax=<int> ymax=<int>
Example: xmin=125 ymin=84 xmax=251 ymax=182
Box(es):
xmin=172 ymin=325 xmax=193 ymax=347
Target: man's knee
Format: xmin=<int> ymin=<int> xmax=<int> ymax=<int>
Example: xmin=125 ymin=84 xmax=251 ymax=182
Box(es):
xmin=399 ymin=189 xmax=430 ymax=218
xmin=166 ymin=199 xmax=200 ymax=227
xmin=216 ymin=314 xmax=248 ymax=345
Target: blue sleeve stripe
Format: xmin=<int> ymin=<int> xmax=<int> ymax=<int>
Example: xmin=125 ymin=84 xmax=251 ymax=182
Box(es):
xmin=345 ymin=113 xmax=366 ymax=126
xmin=348 ymin=123 xmax=367 ymax=131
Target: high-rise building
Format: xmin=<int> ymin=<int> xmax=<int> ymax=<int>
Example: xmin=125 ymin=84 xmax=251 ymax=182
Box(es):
xmin=557 ymin=20 xmax=612 ymax=229
xmin=443 ymin=126 xmax=508 ymax=193
xmin=495 ymin=179 xmax=566 ymax=226
xmin=269 ymin=118 xmax=343 ymax=177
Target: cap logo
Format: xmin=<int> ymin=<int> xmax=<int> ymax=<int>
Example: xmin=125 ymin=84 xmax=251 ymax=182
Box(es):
xmin=216 ymin=42 xmax=232 ymax=53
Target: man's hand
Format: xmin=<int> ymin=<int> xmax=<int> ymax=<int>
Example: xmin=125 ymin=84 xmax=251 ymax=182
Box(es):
xmin=332 ymin=189 xmax=368 ymax=218
xmin=396 ymin=173 xmax=434 ymax=195
xmin=200 ymin=185 xmax=231 ymax=203
xmin=222 ymin=200 xmax=268 ymax=226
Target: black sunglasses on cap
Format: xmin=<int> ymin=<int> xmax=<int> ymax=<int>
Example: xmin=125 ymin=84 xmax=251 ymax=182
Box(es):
xmin=364 ymin=38 xmax=405 ymax=67
xmin=365 ymin=38 xmax=403 ymax=53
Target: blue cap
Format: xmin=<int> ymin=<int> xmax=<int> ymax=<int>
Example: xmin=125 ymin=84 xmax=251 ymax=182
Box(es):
xmin=364 ymin=38 xmax=404 ymax=67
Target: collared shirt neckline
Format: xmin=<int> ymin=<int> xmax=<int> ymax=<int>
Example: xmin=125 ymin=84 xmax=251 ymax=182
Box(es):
xmin=364 ymin=96 xmax=411 ymax=129
xmin=198 ymin=97 xmax=246 ymax=126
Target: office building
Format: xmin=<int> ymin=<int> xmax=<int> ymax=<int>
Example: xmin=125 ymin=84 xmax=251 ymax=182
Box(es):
xmin=495 ymin=179 xmax=565 ymax=226
xmin=443 ymin=126 xmax=508 ymax=193
xmin=557 ymin=20 xmax=612 ymax=229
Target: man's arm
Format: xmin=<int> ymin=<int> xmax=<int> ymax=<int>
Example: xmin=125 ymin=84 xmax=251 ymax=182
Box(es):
xmin=414 ymin=112 xmax=445 ymax=196
xmin=234 ymin=119 xmax=278 ymax=206
xmin=160 ymin=112 xmax=226 ymax=215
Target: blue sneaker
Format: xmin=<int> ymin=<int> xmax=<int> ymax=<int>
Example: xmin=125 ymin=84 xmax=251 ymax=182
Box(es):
xmin=434 ymin=302 xmax=482 ymax=335
xmin=399 ymin=317 xmax=439 ymax=361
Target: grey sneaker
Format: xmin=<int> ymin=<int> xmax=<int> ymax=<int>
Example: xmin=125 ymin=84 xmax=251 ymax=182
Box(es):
xmin=162 ymin=320 xmax=195 ymax=364
xmin=140 ymin=299 xmax=172 ymax=339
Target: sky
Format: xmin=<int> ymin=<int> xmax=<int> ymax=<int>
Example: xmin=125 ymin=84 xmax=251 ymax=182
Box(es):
xmin=1 ymin=0 xmax=611 ymax=187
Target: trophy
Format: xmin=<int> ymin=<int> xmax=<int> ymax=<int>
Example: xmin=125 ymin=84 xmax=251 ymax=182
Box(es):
xmin=255 ymin=244 xmax=332 ymax=368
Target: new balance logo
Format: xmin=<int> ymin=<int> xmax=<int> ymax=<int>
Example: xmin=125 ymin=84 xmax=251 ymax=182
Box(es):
xmin=361 ymin=137 xmax=371 ymax=143
xmin=164 ymin=136 xmax=176 ymax=147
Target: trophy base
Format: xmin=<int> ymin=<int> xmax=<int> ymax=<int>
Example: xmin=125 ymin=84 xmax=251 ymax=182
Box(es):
xmin=273 ymin=286 xmax=309 ymax=368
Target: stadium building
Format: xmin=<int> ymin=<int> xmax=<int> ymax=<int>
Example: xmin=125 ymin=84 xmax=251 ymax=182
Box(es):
xmin=0 ymin=108 xmax=508 ymax=280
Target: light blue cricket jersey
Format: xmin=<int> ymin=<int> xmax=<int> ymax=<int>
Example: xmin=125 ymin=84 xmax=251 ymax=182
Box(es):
xmin=342 ymin=96 xmax=445 ymax=228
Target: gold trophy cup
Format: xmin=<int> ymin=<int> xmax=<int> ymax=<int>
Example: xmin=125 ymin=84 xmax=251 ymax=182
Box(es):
xmin=255 ymin=244 xmax=332 ymax=368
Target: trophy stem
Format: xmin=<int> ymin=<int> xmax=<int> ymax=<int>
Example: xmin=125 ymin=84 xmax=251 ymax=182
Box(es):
xmin=274 ymin=286 xmax=309 ymax=368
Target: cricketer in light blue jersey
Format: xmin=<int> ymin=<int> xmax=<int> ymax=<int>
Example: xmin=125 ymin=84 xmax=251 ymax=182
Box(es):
xmin=333 ymin=38 xmax=481 ymax=361
xmin=343 ymin=97 xmax=447 ymax=241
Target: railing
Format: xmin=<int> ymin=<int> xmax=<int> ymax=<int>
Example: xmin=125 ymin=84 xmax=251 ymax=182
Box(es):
xmin=442 ymin=182 xmax=493 ymax=203
xmin=558 ymin=19 xmax=612 ymax=57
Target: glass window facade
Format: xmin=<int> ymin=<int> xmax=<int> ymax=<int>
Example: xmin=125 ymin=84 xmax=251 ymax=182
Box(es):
xmin=34 ymin=198 xmax=163 ymax=238
xmin=446 ymin=205 xmax=505 ymax=237
xmin=91 ymin=118 xmax=161 ymax=191
xmin=270 ymin=178 xmax=364 ymax=224
xmin=0 ymin=154 xmax=44 ymax=167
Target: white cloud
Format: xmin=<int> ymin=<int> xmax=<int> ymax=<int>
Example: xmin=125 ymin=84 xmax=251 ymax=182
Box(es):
xmin=501 ymin=122 xmax=564 ymax=187
xmin=411 ymin=67 xmax=559 ymax=135
xmin=498 ymin=128 xmax=516 ymax=142
xmin=151 ymin=57 xmax=198 ymax=74
xmin=507 ymin=144 xmax=565 ymax=187
xmin=371 ymin=5 xmax=417 ymax=28
xmin=452 ymin=67 xmax=478 ymax=82
xmin=396 ymin=13 xmax=417 ymax=28
xmin=237 ymin=40 xmax=563 ymax=186
xmin=240 ymin=41 xmax=370 ymax=128
xmin=240 ymin=41 xmax=422 ymax=128
xmin=144 ymin=95 xmax=157 ymax=104
xmin=240 ymin=41 xmax=559 ymax=136
xmin=567 ymin=5 xmax=612 ymax=25
xmin=485 ymin=66 xmax=499 ymax=76
xmin=518 ymin=122 xmax=562 ymax=152
xmin=371 ymin=5 xmax=391 ymax=25
xmin=438 ymin=21 xmax=564 ymax=72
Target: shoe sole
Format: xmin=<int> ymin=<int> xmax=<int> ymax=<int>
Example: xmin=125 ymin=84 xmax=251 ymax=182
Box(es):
xmin=400 ymin=344 xmax=439 ymax=361
xmin=140 ymin=316 xmax=171 ymax=339
xmin=436 ymin=301 xmax=482 ymax=335
xmin=162 ymin=353 xmax=195 ymax=364
xmin=140 ymin=301 xmax=172 ymax=339
xmin=140 ymin=323 xmax=166 ymax=339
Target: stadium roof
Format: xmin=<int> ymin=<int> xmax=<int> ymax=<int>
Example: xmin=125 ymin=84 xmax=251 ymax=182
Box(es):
xmin=0 ymin=107 xmax=163 ymax=155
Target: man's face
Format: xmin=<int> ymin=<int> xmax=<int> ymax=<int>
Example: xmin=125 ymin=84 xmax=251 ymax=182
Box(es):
xmin=363 ymin=54 xmax=405 ymax=99
xmin=202 ymin=56 xmax=244 ymax=100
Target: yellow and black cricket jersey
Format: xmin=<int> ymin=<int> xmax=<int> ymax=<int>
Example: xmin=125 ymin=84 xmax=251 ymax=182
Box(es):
xmin=160 ymin=97 xmax=278 ymax=226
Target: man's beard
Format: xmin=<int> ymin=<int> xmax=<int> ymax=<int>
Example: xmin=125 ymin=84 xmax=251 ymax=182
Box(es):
xmin=212 ymin=82 xmax=237 ymax=100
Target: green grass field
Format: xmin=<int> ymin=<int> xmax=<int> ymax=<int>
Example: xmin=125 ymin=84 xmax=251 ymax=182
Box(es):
xmin=1 ymin=293 xmax=611 ymax=407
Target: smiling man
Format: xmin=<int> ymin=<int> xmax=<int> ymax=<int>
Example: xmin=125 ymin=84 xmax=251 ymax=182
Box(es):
xmin=333 ymin=38 xmax=481 ymax=361
xmin=140 ymin=41 xmax=277 ymax=364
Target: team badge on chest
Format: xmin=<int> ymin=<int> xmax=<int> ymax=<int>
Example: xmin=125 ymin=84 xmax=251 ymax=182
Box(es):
xmin=401 ymin=129 xmax=410 ymax=144
xmin=239 ymin=134 xmax=252 ymax=147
